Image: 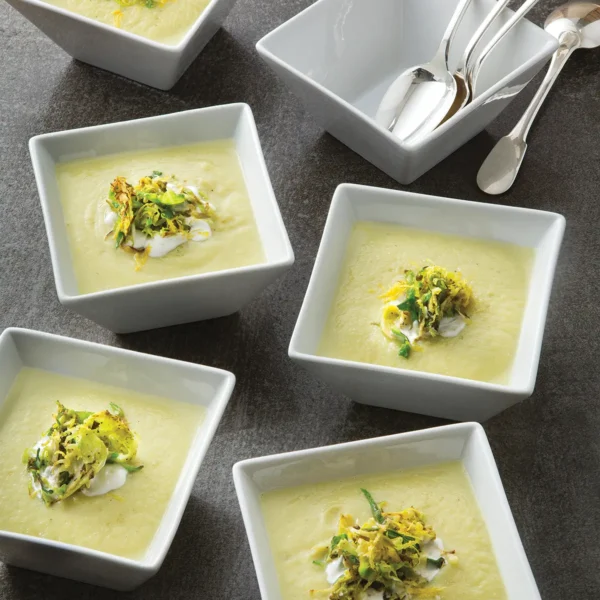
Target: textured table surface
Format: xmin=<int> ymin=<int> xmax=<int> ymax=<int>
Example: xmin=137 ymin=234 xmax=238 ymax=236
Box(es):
xmin=1 ymin=1 xmax=599 ymax=598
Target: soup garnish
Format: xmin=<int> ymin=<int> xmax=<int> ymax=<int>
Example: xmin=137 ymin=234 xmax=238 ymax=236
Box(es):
xmin=311 ymin=489 xmax=455 ymax=599
xmin=112 ymin=0 xmax=173 ymax=28
xmin=23 ymin=402 xmax=143 ymax=505
xmin=105 ymin=171 xmax=216 ymax=269
xmin=379 ymin=266 xmax=475 ymax=358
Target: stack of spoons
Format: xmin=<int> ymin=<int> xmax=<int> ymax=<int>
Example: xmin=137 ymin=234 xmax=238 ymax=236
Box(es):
xmin=375 ymin=0 xmax=544 ymax=143
xmin=477 ymin=2 xmax=600 ymax=193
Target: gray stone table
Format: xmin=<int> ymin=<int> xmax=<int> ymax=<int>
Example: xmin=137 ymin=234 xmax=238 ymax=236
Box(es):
xmin=1 ymin=0 xmax=599 ymax=598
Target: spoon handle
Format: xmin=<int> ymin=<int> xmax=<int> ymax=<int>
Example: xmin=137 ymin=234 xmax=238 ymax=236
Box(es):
xmin=476 ymin=31 xmax=579 ymax=195
xmin=437 ymin=0 xmax=475 ymax=66
xmin=510 ymin=30 xmax=578 ymax=142
xmin=468 ymin=0 xmax=541 ymax=93
xmin=459 ymin=0 xmax=513 ymax=75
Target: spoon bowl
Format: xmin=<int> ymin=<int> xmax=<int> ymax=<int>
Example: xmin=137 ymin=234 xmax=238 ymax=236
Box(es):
xmin=545 ymin=1 xmax=600 ymax=46
xmin=378 ymin=63 xmax=458 ymax=139
xmin=375 ymin=0 xmax=472 ymax=138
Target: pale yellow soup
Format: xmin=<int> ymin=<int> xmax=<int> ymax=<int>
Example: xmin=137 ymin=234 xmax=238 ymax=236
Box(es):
xmin=262 ymin=462 xmax=507 ymax=600
xmin=318 ymin=222 xmax=533 ymax=384
xmin=43 ymin=0 xmax=210 ymax=46
xmin=56 ymin=140 xmax=265 ymax=295
xmin=0 ymin=368 xmax=205 ymax=559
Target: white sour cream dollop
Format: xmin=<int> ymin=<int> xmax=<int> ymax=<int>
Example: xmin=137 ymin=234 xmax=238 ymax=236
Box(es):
xmin=416 ymin=537 xmax=445 ymax=582
xmin=385 ymin=299 xmax=467 ymax=342
xmin=104 ymin=211 xmax=212 ymax=258
xmin=398 ymin=318 xmax=421 ymax=344
xmin=33 ymin=435 xmax=57 ymax=455
xmin=326 ymin=556 xmax=346 ymax=584
xmin=82 ymin=464 xmax=128 ymax=497
xmin=437 ymin=314 xmax=466 ymax=338
xmin=40 ymin=466 xmax=61 ymax=489
xmin=104 ymin=211 xmax=118 ymax=227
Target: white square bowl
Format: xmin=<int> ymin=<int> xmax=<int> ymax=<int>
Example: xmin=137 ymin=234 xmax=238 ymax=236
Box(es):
xmin=5 ymin=0 xmax=237 ymax=90
xmin=233 ymin=422 xmax=541 ymax=599
xmin=29 ymin=104 xmax=294 ymax=334
xmin=257 ymin=0 xmax=558 ymax=184
xmin=0 ymin=327 xmax=235 ymax=590
xmin=289 ymin=184 xmax=565 ymax=422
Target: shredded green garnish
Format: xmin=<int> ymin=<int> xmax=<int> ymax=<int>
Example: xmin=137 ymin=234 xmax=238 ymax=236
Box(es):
xmin=105 ymin=173 xmax=216 ymax=269
xmin=361 ymin=488 xmax=384 ymax=524
xmin=379 ymin=265 xmax=475 ymax=359
xmin=23 ymin=402 xmax=142 ymax=506
xmin=312 ymin=489 xmax=454 ymax=599
xmin=427 ymin=557 xmax=445 ymax=569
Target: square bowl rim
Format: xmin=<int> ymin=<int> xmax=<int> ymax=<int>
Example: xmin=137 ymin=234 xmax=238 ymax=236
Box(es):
xmin=288 ymin=182 xmax=566 ymax=394
xmin=255 ymin=0 xmax=559 ymax=150
xmin=232 ymin=422 xmax=539 ymax=599
xmin=0 ymin=327 xmax=236 ymax=571
xmin=233 ymin=421 xmax=482 ymax=476
xmin=15 ymin=0 xmax=227 ymax=52
xmin=29 ymin=103 xmax=295 ymax=303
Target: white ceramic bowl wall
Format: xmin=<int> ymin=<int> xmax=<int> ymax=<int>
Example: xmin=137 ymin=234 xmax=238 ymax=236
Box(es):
xmin=0 ymin=327 xmax=235 ymax=590
xmin=289 ymin=184 xmax=565 ymax=422
xmin=233 ymin=423 xmax=541 ymax=599
xmin=5 ymin=0 xmax=237 ymax=89
xmin=29 ymin=104 xmax=294 ymax=334
xmin=257 ymin=0 xmax=558 ymax=184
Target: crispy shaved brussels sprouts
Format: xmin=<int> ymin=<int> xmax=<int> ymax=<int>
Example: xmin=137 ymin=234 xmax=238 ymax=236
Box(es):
xmin=311 ymin=489 xmax=455 ymax=599
xmin=380 ymin=265 xmax=475 ymax=359
xmin=24 ymin=402 xmax=142 ymax=505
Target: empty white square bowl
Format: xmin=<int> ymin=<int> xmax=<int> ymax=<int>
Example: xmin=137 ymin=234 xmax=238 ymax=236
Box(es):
xmin=257 ymin=0 xmax=558 ymax=184
xmin=233 ymin=422 xmax=541 ymax=599
xmin=0 ymin=327 xmax=235 ymax=590
xmin=29 ymin=104 xmax=294 ymax=334
xmin=5 ymin=0 xmax=237 ymax=89
xmin=289 ymin=184 xmax=565 ymax=422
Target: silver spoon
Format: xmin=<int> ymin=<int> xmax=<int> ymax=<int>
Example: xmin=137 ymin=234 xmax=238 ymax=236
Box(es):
xmin=375 ymin=0 xmax=474 ymax=140
xmin=440 ymin=0 xmax=543 ymax=129
xmin=477 ymin=2 xmax=600 ymax=194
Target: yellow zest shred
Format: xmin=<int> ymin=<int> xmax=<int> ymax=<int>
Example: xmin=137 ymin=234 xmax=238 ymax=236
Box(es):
xmin=112 ymin=9 xmax=123 ymax=27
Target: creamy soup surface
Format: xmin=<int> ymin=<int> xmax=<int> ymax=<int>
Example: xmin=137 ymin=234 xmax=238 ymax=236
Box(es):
xmin=318 ymin=222 xmax=533 ymax=384
xmin=42 ymin=0 xmax=210 ymax=46
xmin=56 ymin=140 xmax=265 ymax=294
xmin=262 ymin=462 xmax=507 ymax=600
xmin=0 ymin=368 xmax=204 ymax=559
